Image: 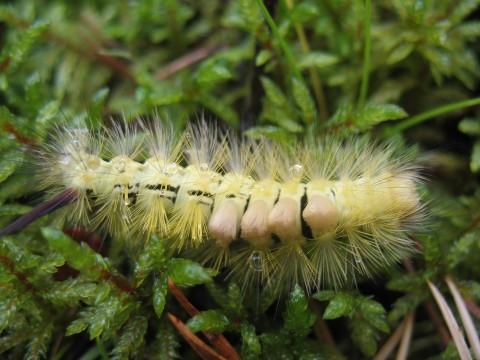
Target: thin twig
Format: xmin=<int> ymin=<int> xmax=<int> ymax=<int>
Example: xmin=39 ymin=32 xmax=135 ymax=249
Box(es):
xmin=0 ymin=253 xmax=58 ymax=317
xmin=2 ymin=123 xmax=35 ymax=146
xmin=402 ymin=258 xmax=416 ymax=273
xmin=460 ymin=214 xmax=480 ymax=238
xmin=48 ymin=31 xmax=135 ymax=83
xmin=309 ymin=299 xmax=337 ymax=349
xmin=167 ymin=278 xmax=200 ymax=316
xmin=0 ymin=189 xmax=78 ymax=236
xmin=423 ymin=299 xmax=452 ymax=346
xmin=62 ymin=227 xmax=135 ymax=295
xmin=154 ymin=45 xmax=226 ymax=81
xmin=49 ymin=331 xmax=64 ymax=358
xmin=428 ymin=281 xmax=472 ymax=360
xmin=167 ymin=279 xmax=240 ymax=360
xmin=396 ymin=312 xmax=415 ymax=360
xmin=80 ymin=35 xmax=135 ymax=82
xmin=373 ymin=317 xmax=407 ymax=360
xmin=167 ymin=312 xmax=226 ymax=360
xmin=100 ymin=269 xmax=135 ymax=294
xmin=80 ymin=13 xmax=119 ymax=48
xmin=0 ymin=255 xmax=35 ymax=292
xmin=445 ymin=276 xmax=480 ymax=359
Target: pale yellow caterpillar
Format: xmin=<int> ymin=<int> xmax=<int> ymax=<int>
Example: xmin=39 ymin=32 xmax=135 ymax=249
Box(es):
xmin=2 ymin=119 xmax=425 ymax=295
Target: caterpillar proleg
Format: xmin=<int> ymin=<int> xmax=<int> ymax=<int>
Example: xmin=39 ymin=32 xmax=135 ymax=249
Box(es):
xmin=1 ymin=119 xmax=425 ymax=295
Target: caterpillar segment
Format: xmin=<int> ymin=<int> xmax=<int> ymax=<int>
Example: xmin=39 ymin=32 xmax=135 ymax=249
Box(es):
xmin=91 ymin=124 xmax=144 ymax=238
xmin=203 ymin=172 xmax=255 ymax=270
xmin=131 ymin=159 xmax=182 ymax=238
xmin=207 ymin=136 xmax=258 ymax=251
xmin=169 ymin=122 xmax=225 ymax=250
xmin=170 ymin=164 xmax=222 ymax=250
xmin=132 ymin=122 xmax=184 ymax=238
xmin=31 ymin=121 xmax=424 ymax=293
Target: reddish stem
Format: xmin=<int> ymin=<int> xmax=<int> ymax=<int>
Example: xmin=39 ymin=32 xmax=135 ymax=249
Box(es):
xmin=167 ymin=312 xmax=226 ymax=360
xmin=0 ymin=254 xmax=35 ymax=292
xmin=0 ymin=189 xmax=78 ymax=236
xmin=167 ymin=278 xmax=240 ymax=360
xmin=309 ymin=299 xmax=337 ymax=349
xmin=2 ymin=123 xmax=35 ymax=146
xmin=154 ymin=45 xmax=226 ymax=80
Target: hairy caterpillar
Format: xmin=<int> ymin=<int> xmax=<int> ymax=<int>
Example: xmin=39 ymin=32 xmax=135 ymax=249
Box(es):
xmin=1 ymin=119 xmax=425 ymax=295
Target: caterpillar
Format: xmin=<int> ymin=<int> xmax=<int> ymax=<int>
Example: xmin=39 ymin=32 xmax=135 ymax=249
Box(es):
xmin=1 ymin=119 xmax=425 ymax=296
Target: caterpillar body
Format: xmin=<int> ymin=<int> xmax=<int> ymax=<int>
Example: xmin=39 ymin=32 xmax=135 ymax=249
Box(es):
xmin=10 ymin=120 xmax=424 ymax=295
